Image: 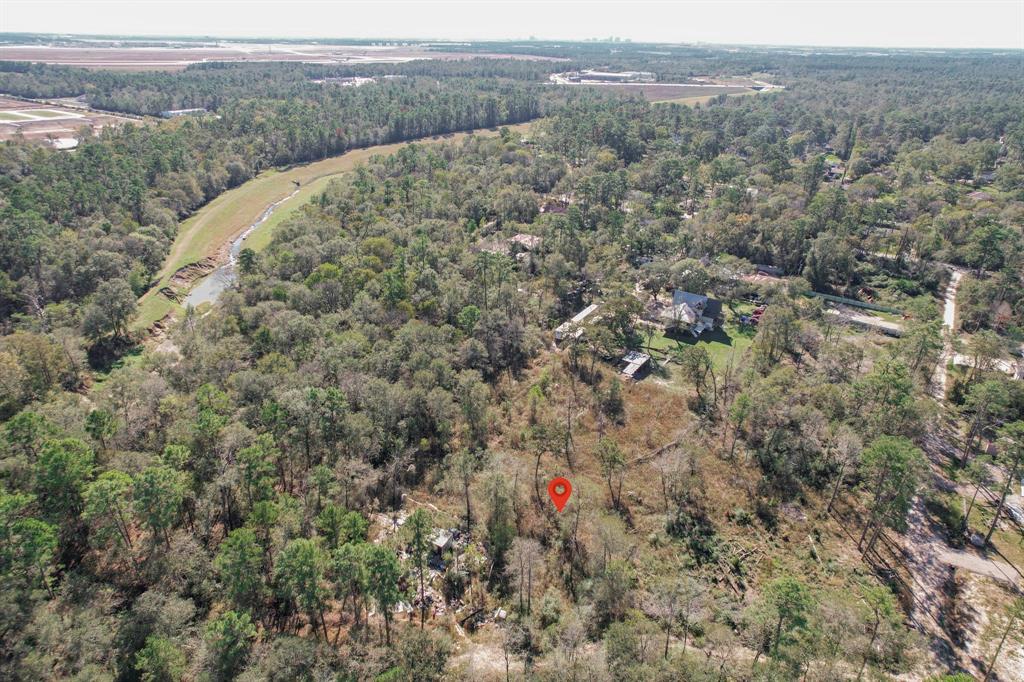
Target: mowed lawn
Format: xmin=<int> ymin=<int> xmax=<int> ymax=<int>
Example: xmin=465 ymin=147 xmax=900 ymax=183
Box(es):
xmin=240 ymin=170 xmax=337 ymax=253
xmin=642 ymin=301 xmax=757 ymax=377
xmin=135 ymin=122 xmax=534 ymax=329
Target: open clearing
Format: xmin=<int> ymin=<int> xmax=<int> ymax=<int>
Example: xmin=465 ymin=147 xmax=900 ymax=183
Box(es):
xmin=652 ymin=89 xmax=762 ymax=106
xmin=0 ymin=43 xmax=563 ymax=71
xmin=136 ymin=122 xmax=534 ymax=329
xmin=644 ymin=302 xmax=758 ymax=383
xmin=0 ymin=95 xmax=137 ymax=144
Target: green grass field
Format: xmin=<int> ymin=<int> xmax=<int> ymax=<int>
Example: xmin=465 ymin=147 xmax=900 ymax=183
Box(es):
xmin=0 ymin=111 xmax=32 ymax=121
xmin=134 ymin=123 xmax=534 ymax=330
xmin=241 ymin=172 xmax=336 ymax=252
xmin=25 ymin=109 xmax=73 ymax=118
xmin=652 ymin=89 xmax=758 ymax=106
xmin=642 ymin=301 xmax=757 ymax=375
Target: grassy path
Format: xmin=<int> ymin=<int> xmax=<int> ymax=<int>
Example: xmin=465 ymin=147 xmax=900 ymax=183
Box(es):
xmin=135 ymin=122 xmax=533 ymax=329
xmin=651 ymin=89 xmax=758 ymax=106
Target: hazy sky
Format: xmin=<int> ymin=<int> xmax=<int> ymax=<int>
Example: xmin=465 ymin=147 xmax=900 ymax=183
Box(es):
xmin=2 ymin=0 xmax=1022 ymax=49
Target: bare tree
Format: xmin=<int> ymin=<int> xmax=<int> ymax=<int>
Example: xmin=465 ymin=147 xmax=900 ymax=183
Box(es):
xmin=826 ymin=424 xmax=862 ymax=514
xmin=508 ymin=537 xmax=543 ymax=614
xmin=645 ymin=575 xmax=708 ymax=658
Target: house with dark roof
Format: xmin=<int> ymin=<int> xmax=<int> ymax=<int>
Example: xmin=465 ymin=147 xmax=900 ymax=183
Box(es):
xmin=660 ymin=290 xmax=724 ymax=337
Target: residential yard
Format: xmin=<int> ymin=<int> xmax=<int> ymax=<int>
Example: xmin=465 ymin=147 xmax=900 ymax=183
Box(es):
xmin=642 ymin=300 xmax=757 ymax=379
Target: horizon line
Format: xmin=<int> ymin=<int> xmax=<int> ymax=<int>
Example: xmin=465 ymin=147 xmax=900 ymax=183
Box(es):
xmin=1 ymin=31 xmax=1023 ymax=53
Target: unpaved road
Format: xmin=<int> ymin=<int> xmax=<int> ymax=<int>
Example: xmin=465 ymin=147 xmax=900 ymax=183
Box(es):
xmin=932 ymin=269 xmax=964 ymax=398
xmin=939 ymin=547 xmax=1020 ymax=587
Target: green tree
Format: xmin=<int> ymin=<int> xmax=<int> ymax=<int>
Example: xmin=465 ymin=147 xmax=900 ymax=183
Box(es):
xmin=896 ymin=318 xmax=943 ymax=379
xmin=457 ymin=371 xmax=490 ymax=450
xmin=82 ymin=278 xmax=138 ymax=340
xmin=215 ymin=527 xmax=266 ymax=613
xmin=83 ymin=470 xmax=134 ymax=551
xmin=597 ymin=437 xmax=626 ymax=510
xmin=366 ymin=543 xmax=403 ymax=645
xmin=803 ymin=232 xmax=854 ymax=289
xmin=761 ymin=575 xmax=814 ymax=659
xmin=960 ymin=379 xmax=1010 ymax=466
xmin=600 ymin=292 xmax=644 ymax=349
xmin=457 ymin=305 xmax=481 ymax=335
xmin=332 ymin=542 xmax=369 ymax=636
xmin=485 ymin=474 xmax=516 ymax=571
xmin=133 ymin=465 xmax=185 ymax=548
xmin=964 ymin=330 xmax=1005 ymax=383
xmin=395 ymin=628 xmax=452 ymax=682
xmin=405 ymin=508 xmax=433 ymax=628
xmin=84 ymin=408 xmax=117 ymax=452
xmin=675 ymin=345 xmax=717 ymax=411
xmin=237 ymin=434 xmax=277 ymax=508
xmin=34 ymin=437 xmax=94 ymax=523
xmin=853 ymin=359 xmax=920 ymax=438
xmin=751 ymin=303 xmax=799 ymax=370
xmin=316 ymin=505 xmax=367 ymax=550
xmin=3 ymin=411 xmax=53 ymax=463
xmin=205 ymin=610 xmax=257 ymax=680
xmin=859 ymin=436 xmax=926 ymax=552
xmin=8 ymin=517 xmax=58 ymax=597
xmin=857 ymin=585 xmax=900 ymax=679
xmin=275 ymin=538 xmax=329 ymax=640
xmin=604 ymin=613 xmax=658 ymax=678
xmin=135 ymin=635 xmax=186 ymax=682
xmin=238 ymin=247 xmax=257 ymax=275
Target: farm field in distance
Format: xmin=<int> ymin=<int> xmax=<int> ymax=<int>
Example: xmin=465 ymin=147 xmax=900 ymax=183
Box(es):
xmin=0 ymin=41 xmax=564 ymax=71
xmin=0 ymin=94 xmax=138 ymax=144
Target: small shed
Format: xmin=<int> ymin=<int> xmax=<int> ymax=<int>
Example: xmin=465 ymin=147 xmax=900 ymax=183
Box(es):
xmin=509 ymin=233 xmax=542 ymax=251
xmin=620 ymin=351 xmax=651 ymax=379
xmin=755 ymin=263 xmax=783 ymax=277
xmin=555 ymin=303 xmax=599 ymax=342
xmin=432 ymin=530 xmax=453 ymax=554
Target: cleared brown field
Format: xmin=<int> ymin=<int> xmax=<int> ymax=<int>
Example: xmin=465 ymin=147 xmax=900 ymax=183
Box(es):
xmin=0 ymin=95 xmax=139 ymax=143
xmin=0 ymin=44 xmax=562 ymax=71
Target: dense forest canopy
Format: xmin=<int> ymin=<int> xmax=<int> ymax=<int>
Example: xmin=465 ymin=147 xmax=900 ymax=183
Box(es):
xmin=1 ymin=41 xmax=1023 ymax=681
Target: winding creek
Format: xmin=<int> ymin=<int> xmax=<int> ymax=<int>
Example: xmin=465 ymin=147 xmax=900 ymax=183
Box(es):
xmin=184 ymin=187 xmax=301 ymax=307
xmin=136 ymin=121 xmax=536 ymax=329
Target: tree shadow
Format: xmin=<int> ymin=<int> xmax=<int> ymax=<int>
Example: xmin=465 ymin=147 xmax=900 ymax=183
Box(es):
xmin=663 ymin=326 xmax=745 ymax=350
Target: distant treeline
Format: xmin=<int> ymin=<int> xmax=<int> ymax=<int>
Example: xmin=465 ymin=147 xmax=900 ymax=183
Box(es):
xmin=0 ymin=60 xmax=554 ymax=114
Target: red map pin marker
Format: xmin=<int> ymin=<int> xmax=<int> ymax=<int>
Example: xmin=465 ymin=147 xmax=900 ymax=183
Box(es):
xmin=548 ymin=477 xmax=572 ymax=512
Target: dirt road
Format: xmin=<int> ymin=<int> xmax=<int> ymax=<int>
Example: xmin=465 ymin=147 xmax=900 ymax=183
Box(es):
xmin=932 ymin=269 xmax=964 ymax=398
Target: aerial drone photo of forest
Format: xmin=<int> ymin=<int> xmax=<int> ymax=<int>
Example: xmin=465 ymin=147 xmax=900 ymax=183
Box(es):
xmin=1 ymin=2 xmax=1023 ymax=680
